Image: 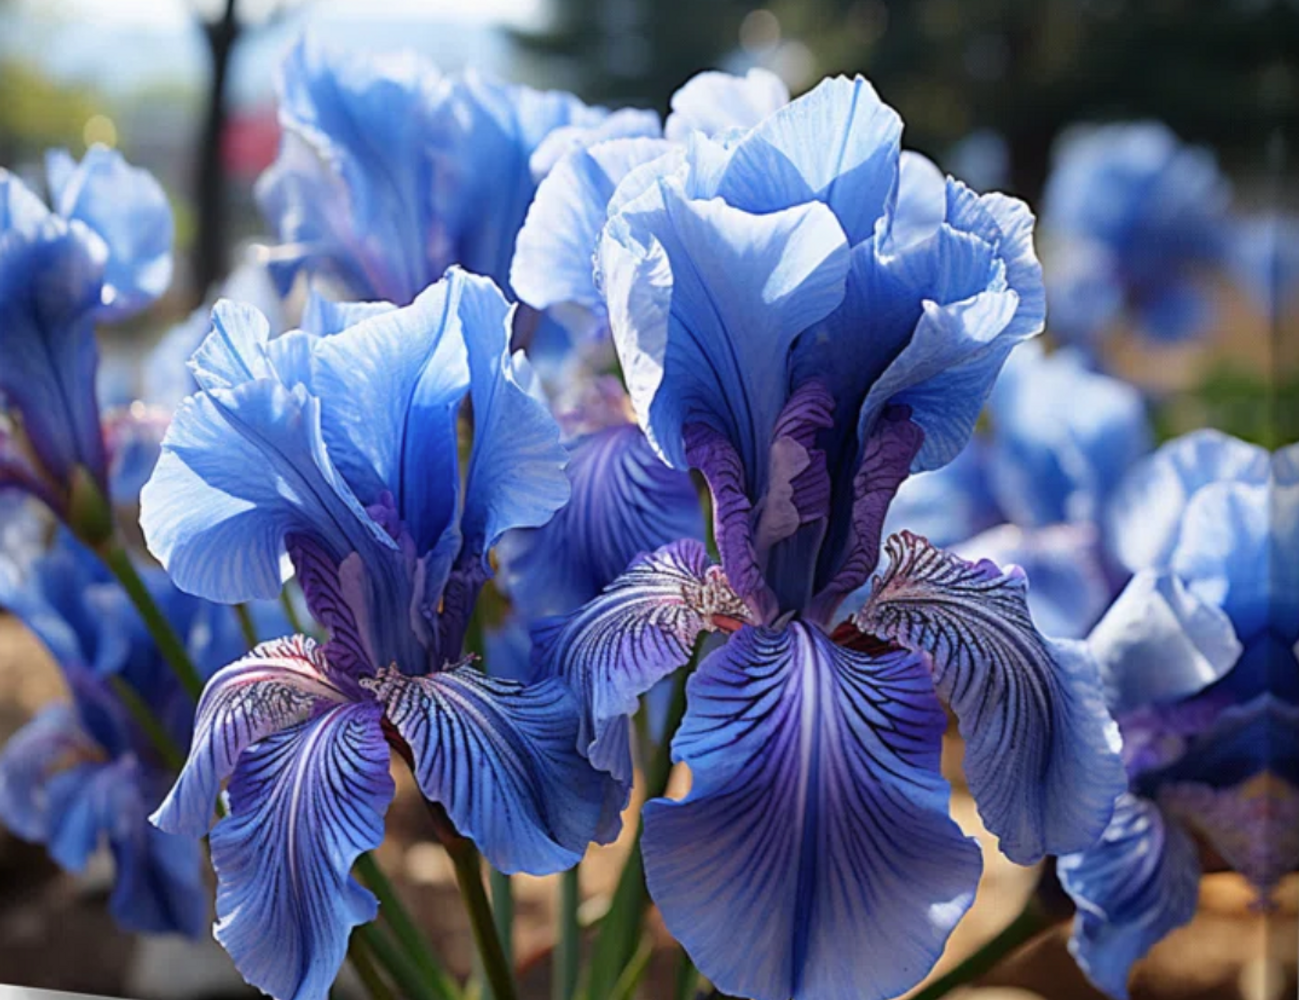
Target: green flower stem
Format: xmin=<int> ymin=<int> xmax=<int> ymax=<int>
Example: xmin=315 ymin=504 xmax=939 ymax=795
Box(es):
xmin=485 ymin=867 xmax=514 ymax=1000
xmin=672 ymin=947 xmax=699 ymax=1000
xmin=354 ymin=853 xmax=460 ymax=1000
xmin=98 ymin=540 xmax=205 ymax=700
xmin=907 ymin=895 xmax=1054 ymax=1000
xmin=107 ymin=674 xmax=186 ymax=771
xmin=348 ymin=930 xmax=398 ymax=1000
xmin=235 ymin=604 xmax=259 ymax=648
xmin=356 ymin=922 xmax=449 ymax=1000
xmin=553 ymin=867 xmax=581 ymax=1000
xmin=421 ymin=799 xmax=517 ymax=1000
xmin=605 ymin=935 xmax=653 ymax=1000
xmin=584 ymin=649 xmax=695 ymax=1000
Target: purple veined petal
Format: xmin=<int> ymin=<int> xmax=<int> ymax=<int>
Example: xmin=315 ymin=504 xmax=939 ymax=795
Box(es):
xmin=850 ymin=531 xmax=1126 ymax=863
xmin=683 ymin=423 xmax=773 ymax=620
xmin=809 ymin=405 xmax=924 ymax=624
xmin=663 ymin=68 xmax=790 ymax=142
xmin=284 ymin=533 xmax=373 ymax=678
xmin=529 ymin=538 xmax=753 ymax=802
xmin=364 ymin=664 xmax=611 ymax=872
xmin=1058 ymin=794 xmax=1201 ymax=1000
xmin=642 ymin=622 xmax=981 ymax=1000
xmin=151 ymin=635 xmax=353 ymax=839
xmin=210 ymin=700 xmax=393 ymax=1000
xmin=496 ymin=421 xmax=703 ymax=623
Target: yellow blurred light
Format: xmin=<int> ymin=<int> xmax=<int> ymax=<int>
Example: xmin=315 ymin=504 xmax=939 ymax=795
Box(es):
xmin=83 ymin=114 xmax=118 ymax=150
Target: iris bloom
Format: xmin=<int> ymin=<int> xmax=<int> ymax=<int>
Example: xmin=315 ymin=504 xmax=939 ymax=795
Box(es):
xmin=887 ymin=341 xmax=1151 ymax=637
xmin=1042 ymin=122 xmax=1232 ymax=346
xmin=0 ymin=149 xmax=172 ymax=522
xmin=0 ymin=532 xmax=246 ymax=937
xmin=1060 ymin=433 xmax=1299 ymax=998
xmin=256 ymin=36 xmax=658 ymax=308
xmin=529 ymin=77 xmax=1126 ymax=1000
xmin=141 ymin=269 xmax=612 ymax=1000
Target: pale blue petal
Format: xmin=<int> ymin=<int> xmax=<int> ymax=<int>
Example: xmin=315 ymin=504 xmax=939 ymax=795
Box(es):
xmin=853 ymin=531 xmax=1126 ymax=863
xmin=716 ymin=75 xmax=902 ymax=245
xmin=141 ymin=377 xmax=393 ymax=603
xmin=1105 ymin=430 xmax=1270 ymax=575
xmin=0 ymin=704 xmax=99 ymax=841
xmin=210 ymin=701 xmax=393 ymax=1000
xmin=46 ymin=146 xmax=173 ymax=319
xmin=643 ymin=623 xmax=980 ymax=1000
xmin=1089 ymin=569 xmax=1242 ymax=715
xmin=599 ymin=179 xmax=850 ymax=484
xmin=664 ymin=68 xmax=790 ymax=142
xmin=366 ymin=664 xmax=610 ymax=872
xmin=1059 ymin=795 xmax=1200 ymax=1000
xmin=458 ymin=270 xmax=570 ymax=563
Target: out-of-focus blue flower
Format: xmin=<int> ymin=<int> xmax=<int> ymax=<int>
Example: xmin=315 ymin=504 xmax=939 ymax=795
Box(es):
xmin=1042 ymin=122 xmax=1231 ymax=346
xmin=0 ymin=531 xmax=249 ymax=938
xmin=1059 ymin=434 xmax=1298 ymax=999
xmin=528 ymin=76 xmax=1124 ymax=1000
xmin=256 ymin=36 xmax=653 ymax=309
xmin=142 ymin=269 xmax=612 ymax=1000
xmin=886 ymin=339 xmax=1151 ymax=638
xmin=0 ymin=151 xmax=173 ymax=521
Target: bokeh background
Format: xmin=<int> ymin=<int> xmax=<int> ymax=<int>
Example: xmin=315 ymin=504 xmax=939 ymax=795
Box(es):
xmin=0 ymin=0 xmax=1296 ymax=998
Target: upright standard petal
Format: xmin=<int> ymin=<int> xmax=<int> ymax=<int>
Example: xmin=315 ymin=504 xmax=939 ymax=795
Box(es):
xmin=0 ymin=215 xmax=107 ymax=485
xmin=152 ymin=635 xmax=352 ymax=838
xmin=851 ymin=531 xmax=1125 ymax=862
xmin=643 ymin=623 xmax=980 ymax=1000
xmin=715 ymin=75 xmax=902 ymax=244
xmin=664 ymin=68 xmax=790 ymax=142
xmin=365 ymin=665 xmax=608 ymax=872
xmin=141 ymin=376 xmax=394 ymax=603
xmin=210 ymin=701 xmax=394 ymax=1000
xmin=46 ymin=146 xmax=173 ymax=319
xmin=1058 ymin=794 xmax=1201 ymax=1000
xmin=599 ymin=179 xmax=850 ymax=482
xmin=529 ymin=538 xmax=750 ymax=790
xmin=458 ymin=270 xmax=571 ymax=563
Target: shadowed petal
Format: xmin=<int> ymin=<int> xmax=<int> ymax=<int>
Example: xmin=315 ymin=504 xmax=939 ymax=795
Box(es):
xmin=365 ymin=665 xmax=609 ymax=872
xmin=0 ymin=704 xmax=100 ymax=841
xmin=151 ymin=635 xmax=352 ymax=838
xmin=852 ymin=531 xmax=1125 ymax=862
xmin=497 ymin=422 xmax=702 ymax=621
xmin=1058 ymin=794 xmax=1200 ymax=1000
xmin=643 ymin=623 xmax=980 ymax=1000
xmin=529 ymin=538 xmax=750 ymax=795
xmin=210 ymin=701 xmax=393 ymax=1000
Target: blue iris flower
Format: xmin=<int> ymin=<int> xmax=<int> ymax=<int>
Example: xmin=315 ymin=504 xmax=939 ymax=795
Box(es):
xmin=887 ymin=341 xmax=1152 ymax=638
xmin=1042 ymin=122 xmax=1232 ymax=347
xmin=0 ymin=531 xmax=248 ymax=938
xmin=141 ymin=268 xmax=613 ymax=1000
xmin=256 ymin=35 xmax=658 ymax=309
xmin=1059 ymin=433 xmax=1298 ymax=999
xmin=0 ymin=150 xmax=173 ymax=519
xmin=528 ymin=77 xmax=1126 ymax=1000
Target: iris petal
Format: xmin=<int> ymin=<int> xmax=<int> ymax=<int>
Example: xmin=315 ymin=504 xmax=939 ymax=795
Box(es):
xmin=152 ymin=635 xmax=351 ymax=838
xmin=852 ymin=531 xmax=1125 ymax=862
xmin=1058 ymin=794 xmax=1200 ymax=1000
xmin=210 ymin=701 xmax=393 ymax=1000
xmin=642 ymin=622 xmax=980 ymax=1000
xmin=529 ymin=538 xmax=748 ymax=795
xmin=366 ymin=664 xmax=609 ymax=872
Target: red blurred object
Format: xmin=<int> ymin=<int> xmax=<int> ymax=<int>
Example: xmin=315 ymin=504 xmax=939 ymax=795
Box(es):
xmin=222 ymin=105 xmax=279 ymax=179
